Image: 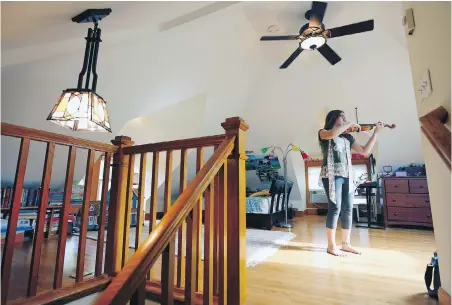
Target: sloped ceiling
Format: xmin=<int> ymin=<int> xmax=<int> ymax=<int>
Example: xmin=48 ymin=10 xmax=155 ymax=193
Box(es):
xmin=1 ymin=1 xmax=424 ymax=210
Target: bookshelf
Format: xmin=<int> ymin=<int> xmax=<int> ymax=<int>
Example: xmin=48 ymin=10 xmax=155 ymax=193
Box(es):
xmin=0 ymin=185 xmax=84 ymax=242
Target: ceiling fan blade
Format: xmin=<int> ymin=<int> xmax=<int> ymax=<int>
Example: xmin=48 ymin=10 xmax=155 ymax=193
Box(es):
xmin=280 ymin=48 xmax=303 ymax=69
xmin=309 ymin=1 xmax=328 ymax=27
xmin=317 ymin=44 xmax=341 ymax=65
xmin=260 ymin=35 xmax=299 ymax=41
xmin=328 ymin=19 xmax=374 ymax=38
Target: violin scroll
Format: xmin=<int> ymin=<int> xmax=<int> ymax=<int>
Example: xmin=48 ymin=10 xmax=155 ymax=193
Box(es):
xmin=385 ymin=123 xmax=396 ymax=129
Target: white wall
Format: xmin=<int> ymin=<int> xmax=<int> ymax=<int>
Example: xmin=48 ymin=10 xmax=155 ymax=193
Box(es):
xmin=119 ymin=94 xmax=210 ymax=212
xmin=2 ymin=2 xmax=425 ymax=212
xmin=403 ymin=1 xmax=451 ymax=296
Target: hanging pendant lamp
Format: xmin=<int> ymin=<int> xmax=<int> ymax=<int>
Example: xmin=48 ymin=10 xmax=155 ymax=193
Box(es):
xmin=47 ymin=9 xmax=112 ymax=132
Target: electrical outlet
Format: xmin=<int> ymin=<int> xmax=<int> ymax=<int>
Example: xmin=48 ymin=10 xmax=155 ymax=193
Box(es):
xmin=418 ymin=69 xmax=432 ymax=100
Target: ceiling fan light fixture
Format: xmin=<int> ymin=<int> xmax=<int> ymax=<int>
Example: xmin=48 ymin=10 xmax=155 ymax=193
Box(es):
xmin=300 ymin=36 xmax=326 ymax=50
xmin=259 ymin=1 xmax=375 ymax=68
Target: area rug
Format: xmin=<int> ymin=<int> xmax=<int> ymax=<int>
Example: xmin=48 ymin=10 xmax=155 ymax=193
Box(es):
xmin=82 ymin=221 xmax=295 ymax=267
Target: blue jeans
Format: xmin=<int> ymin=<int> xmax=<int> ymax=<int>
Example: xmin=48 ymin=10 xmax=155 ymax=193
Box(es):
xmin=322 ymin=177 xmax=354 ymax=229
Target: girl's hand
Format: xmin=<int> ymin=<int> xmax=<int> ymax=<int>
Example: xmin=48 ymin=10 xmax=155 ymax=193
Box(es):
xmin=374 ymin=121 xmax=384 ymax=134
xmin=349 ymin=122 xmax=361 ymax=131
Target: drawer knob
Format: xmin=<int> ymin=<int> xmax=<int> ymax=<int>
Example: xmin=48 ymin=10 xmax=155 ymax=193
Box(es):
xmin=394 ymin=212 xmax=398 ymax=216
xmin=420 ymin=185 xmax=424 ymax=188
xmin=394 ymin=185 xmax=399 ymax=188
xmin=392 ymin=198 xmax=396 ymax=202
xmin=426 ymin=200 xmax=430 ymax=204
xmin=427 ymin=214 xmax=431 ymax=218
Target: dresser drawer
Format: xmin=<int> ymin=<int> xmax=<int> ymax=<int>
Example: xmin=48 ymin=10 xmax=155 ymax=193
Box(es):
xmin=409 ymin=179 xmax=429 ymax=194
xmin=385 ymin=179 xmax=409 ymax=193
xmin=387 ymin=207 xmax=432 ymax=223
xmin=386 ymin=194 xmax=430 ymax=208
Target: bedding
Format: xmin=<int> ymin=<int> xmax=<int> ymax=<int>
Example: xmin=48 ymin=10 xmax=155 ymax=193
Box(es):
xmin=246 ymin=196 xmax=272 ymax=214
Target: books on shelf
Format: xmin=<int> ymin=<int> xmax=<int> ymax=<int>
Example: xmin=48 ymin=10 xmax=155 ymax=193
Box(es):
xmin=1 ymin=185 xmax=85 ymax=208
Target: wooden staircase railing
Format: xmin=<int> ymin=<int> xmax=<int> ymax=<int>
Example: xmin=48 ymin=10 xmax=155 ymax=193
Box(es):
xmin=1 ymin=123 xmax=117 ymax=304
xmin=1 ymin=116 xmax=248 ymax=305
xmin=419 ymin=106 xmax=451 ymax=169
xmin=95 ymin=116 xmax=248 ymax=305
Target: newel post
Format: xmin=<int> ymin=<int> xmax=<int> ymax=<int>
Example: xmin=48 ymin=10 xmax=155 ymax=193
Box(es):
xmin=221 ymin=117 xmax=249 ymax=305
xmin=105 ymin=135 xmax=134 ymax=276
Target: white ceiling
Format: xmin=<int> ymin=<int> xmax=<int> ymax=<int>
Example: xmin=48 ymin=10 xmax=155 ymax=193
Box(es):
xmin=1 ymin=1 xmax=238 ymax=49
xmin=1 ymin=1 xmax=407 ymax=66
xmin=1 ymin=1 xmax=239 ymax=65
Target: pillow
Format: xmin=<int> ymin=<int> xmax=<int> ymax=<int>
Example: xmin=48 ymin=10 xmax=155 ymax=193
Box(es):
xmin=249 ymin=189 xmax=270 ymax=197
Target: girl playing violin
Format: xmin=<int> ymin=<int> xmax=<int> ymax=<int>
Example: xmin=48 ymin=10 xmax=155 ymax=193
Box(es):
xmin=318 ymin=110 xmax=384 ymax=256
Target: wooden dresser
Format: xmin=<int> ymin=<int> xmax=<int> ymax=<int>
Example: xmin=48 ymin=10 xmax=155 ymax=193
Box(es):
xmin=383 ymin=177 xmax=433 ymax=227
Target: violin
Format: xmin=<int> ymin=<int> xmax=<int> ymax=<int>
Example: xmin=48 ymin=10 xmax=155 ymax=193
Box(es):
xmin=344 ymin=123 xmax=396 ymax=133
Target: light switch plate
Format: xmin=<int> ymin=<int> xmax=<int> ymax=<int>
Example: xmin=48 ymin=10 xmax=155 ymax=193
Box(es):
xmin=419 ymin=69 xmax=432 ymax=100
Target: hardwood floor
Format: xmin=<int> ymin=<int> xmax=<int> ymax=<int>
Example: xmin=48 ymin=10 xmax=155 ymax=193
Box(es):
xmin=2 ymin=216 xmax=437 ymax=304
xmin=246 ymin=216 xmax=437 ymax=305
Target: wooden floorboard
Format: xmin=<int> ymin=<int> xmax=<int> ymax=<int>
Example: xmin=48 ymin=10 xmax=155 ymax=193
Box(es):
xmin=2 ymin=216 xmax=438 ymax=305
xmin=1 ymin=235 xmax=101 ymax=302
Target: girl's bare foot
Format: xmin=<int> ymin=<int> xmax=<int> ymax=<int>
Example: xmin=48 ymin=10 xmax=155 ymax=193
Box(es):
xmin=327 ymin=247 xmax=346 ymax=257
xmin=341 ymin=242 xmax=361 ymax=255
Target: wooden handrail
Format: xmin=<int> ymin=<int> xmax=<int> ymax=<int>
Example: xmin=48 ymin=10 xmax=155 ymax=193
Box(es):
xmin=7 ymin=275 xmax=111 ymax=305
xmin=1 ymin=122 xmax=117 ymax=152
xmin=419 ymin=106 xmax=451 ymax=169
xmin=122 ymin=134 xmax=226 ymax=154
xmin=93 ymin=135 xmax=236 ymax=305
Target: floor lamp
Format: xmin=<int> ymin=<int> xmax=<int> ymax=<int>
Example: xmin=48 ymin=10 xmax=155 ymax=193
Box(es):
xmin=261 ymin=144 xmax=309 ymax=228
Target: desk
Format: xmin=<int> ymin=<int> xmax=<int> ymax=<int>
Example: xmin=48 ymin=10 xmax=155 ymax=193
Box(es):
xmin=355 ymin=181 xmax=386 ymax=230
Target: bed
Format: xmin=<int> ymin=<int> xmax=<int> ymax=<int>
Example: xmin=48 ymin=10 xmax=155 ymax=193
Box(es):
xmin=246 ymin=178 xmax=293 ymax=230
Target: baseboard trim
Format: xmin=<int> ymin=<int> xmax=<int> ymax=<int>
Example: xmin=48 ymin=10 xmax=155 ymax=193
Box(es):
xmin=305 ymin=208 xmax=319 ymax=215
xmin=295 ymin=210 xmax=307 ymax=217
xmin=295 ymin=209 xmax=319 ymax=216
xmin=439 ymin=287 xmax=451 ymax=305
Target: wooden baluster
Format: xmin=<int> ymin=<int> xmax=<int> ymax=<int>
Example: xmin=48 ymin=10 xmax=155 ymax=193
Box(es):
xmin=136 ymin=153 xmax=146 ymax=250
xmin=148 ymin=151 xmax=159 ymax=280
xmin=54 ymin=146 xmax=77 ymax=288
xmin=90 ymin=157 xmax=102 ymax=201
xmin=1 ymin=138 xmax=30 ymax=304
xmin=130 ymin=153 xmax=146 ymax=305
xmin=76 ymin=149 xmax=95 ymax=282
xmin=27 ymin=142 xmax=55 ymax=296
xmin=195 ymin=147 xmax=204 ymax=292
xmin=222 ymin=117 xmax=249 ymax=305
xmin=130 ymin=279 xmax=146 ymax=305
xmin=204 ymin=182 xmax=215 ymax=305
xmin=122 ymin=154 xmax=135 ymax=267
xmin=95 ymin=152 xmax=112 ymax=277
xmin=105 ymin=136 xmax=134 ymax=276
xmin=184 ymin=162 xmax=199 ymax=304
xmin=161 ymin=150 xmax=175 ymax=305
xmin=176 ymin=148 xmax=188 ymax=288
xmin=163 ymin=150 xmax=173 ymax=213
xmin=218 ymin=163 xmax=228 ymax=305
xmin=213 ymin=145 xmax=220 ymax=296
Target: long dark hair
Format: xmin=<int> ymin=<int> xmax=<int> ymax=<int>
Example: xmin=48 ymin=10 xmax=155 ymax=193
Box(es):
xmin=318 ymin=110 xmax=344 ymax=155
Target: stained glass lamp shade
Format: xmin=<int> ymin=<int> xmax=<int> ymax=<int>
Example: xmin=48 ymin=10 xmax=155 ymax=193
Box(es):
xmin=47 ymin=89 xmax=111 ymax=132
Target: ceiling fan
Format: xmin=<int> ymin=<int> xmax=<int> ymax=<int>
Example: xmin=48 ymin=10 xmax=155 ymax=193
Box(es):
xmin=260 ymin=1 xmax=374 ymax=69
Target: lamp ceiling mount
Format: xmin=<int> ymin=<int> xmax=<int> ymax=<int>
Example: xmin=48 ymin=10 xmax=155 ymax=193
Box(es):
xmin=72 ymin=8 xmax=112 ymax=24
